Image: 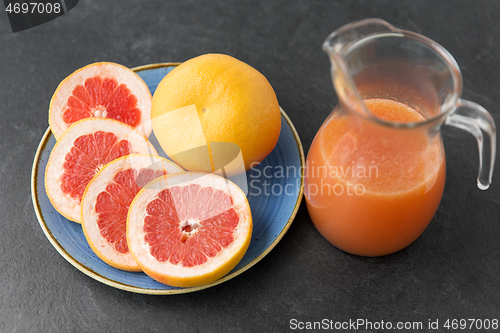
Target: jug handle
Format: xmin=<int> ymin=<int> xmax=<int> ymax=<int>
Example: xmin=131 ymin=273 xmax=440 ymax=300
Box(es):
xmin=445 ymin=99 xmax=496 ymax=190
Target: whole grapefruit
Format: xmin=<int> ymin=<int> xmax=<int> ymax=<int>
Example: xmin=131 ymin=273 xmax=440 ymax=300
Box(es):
xmin=151 ymin=54 xmax=281 ymax=174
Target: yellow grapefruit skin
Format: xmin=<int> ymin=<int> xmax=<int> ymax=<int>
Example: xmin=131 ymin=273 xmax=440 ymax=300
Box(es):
xmin=151 ymin=54 xmax=281 ymax=174
xmin=45 ymin=118 xmax=157 ymax=223
xmin=127 ymin=172 xmax=252 ymax=287
xmin=49 ymin=62 xmax=152 ymax=140
xmin=81 ymin=154 xmax=184 ymax=272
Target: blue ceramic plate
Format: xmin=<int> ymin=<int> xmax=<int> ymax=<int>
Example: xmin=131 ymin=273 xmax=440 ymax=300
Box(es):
xmin=31 ymin=63 xmax=305 ymax=294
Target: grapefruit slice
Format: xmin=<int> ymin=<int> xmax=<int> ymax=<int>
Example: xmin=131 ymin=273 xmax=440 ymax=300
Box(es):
xmin=81 ymin=155 xmax=184 ymax=271
xmin=127 ymin=172 xmax=252 ymax=287
xmin=49 ymin=62 xmax=152 ymax=140
xmin=45 ymin=118 xmax=157 ymax=223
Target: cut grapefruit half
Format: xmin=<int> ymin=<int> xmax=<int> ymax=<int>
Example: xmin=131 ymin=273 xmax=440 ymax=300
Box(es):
xmin=81 ymin=155 xmax=184 ymax=271
xmin=49 ymin=62 xmax=152 ymax=140
xmin=127 ymin=172 xmax=252 ymax=287
xmin=45 ymin=118 xmax=157 ymax=223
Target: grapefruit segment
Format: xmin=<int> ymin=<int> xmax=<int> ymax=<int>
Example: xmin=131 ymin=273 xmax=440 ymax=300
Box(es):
xmin=49 ymin=62 xmax=152 ymax=139
xmin=81 ymin=154 xmax=184 ymax=272
xmin=127 ymin=172 xmax=252 ymax=287
xmin=45 ymin=118 xmax=157 ymax=223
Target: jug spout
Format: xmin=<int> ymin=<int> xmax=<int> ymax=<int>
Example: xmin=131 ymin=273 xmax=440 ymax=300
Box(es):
xmin=322 ymin=19 xmax=398 ymax=116
xmin=322 ymin=18 xmax=396 ymax=55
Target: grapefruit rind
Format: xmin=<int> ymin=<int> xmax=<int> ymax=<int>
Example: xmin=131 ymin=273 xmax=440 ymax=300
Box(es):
xmin=81 ymin=154 xmax=184 ymax=272
xmin=49 ymin=62 xmax=153 ymax=140
xmin=45 ymin=118 xmax=158 ymax=224
xmin=127 ymin=172 xmax=252 ymax=288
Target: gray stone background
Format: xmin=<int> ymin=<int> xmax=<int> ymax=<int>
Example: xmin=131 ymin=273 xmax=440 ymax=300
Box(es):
xmin=1 ymin=0 xmax=499 ymax=332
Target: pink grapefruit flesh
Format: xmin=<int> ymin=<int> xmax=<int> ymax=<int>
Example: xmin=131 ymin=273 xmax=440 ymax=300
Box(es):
xmin=127 ymin=172 xmax=252 ymax=287
xmin=81 ymin=154 xmax=184 ymax=271
xmin=49 ymin=62 xmax=152 ymax=139
xmin=45 ymin=118 xmax=157 ymax=223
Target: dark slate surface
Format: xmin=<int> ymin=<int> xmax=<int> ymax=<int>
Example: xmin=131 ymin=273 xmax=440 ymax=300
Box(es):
xmin=1 ymin=1 xmax=500 ymax=332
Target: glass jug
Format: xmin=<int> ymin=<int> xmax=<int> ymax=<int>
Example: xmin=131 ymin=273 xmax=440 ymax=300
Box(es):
xmin=304 ymin=19 xmax=496 ymax=256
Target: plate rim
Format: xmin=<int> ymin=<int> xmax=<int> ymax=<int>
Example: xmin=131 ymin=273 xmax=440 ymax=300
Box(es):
xmin=31 ymin=63 xmax=305 ymax=294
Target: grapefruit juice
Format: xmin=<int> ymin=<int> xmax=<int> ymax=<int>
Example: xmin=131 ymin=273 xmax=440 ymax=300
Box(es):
xmin=305 ymin=98 xmax=446 ymax=256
